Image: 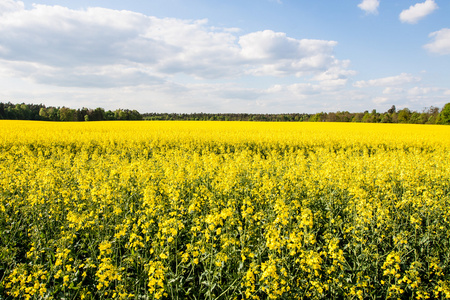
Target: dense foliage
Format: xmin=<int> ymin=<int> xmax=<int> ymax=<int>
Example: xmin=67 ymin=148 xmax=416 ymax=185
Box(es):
xmin=0 ymin=102 xmax=142 ymax=121
xmin=142 ymin=105 xmax=447 ymax=124
xmin=1 ymin=102 xmax=450 ymax=124
xmin=142 ymin=112 xmax=311 ymax=122
xmin=1 ymin=121 xmax=450 ymax=299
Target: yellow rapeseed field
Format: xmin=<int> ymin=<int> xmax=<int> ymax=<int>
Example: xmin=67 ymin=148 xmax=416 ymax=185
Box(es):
xmin=1 ymin=120 xmax=450 ymax=299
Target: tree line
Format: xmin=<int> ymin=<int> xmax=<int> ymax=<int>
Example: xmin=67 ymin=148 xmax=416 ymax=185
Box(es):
xmin=142 ymin=112 xmax=311 ymax=122
xmin=1 ymin=102 xmax=449 ymax=124
xmin=0 ymin=102 xmax=142 ymax=121
xmin=307 ymin=105 xmax=450 ymax=124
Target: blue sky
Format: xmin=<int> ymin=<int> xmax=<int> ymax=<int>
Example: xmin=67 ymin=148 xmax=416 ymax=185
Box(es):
xmin=0 ymin=0 xmax=449 ymax=113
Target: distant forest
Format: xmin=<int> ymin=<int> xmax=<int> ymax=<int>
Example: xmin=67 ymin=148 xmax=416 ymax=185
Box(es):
xmin=0 ymin=102 xmax=142 ymax=121
xmin=1 ymin=101 xmax=449 ymax=124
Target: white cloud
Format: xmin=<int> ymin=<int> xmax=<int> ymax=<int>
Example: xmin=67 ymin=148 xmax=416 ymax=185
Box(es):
xmin=0 ymin=0 xmax=23 ymax=15
xmin=0 ymin=0 xmax=379 ymax=114
xmin=407 ymin=86 xmax=441 ymax=95
xmin=238 ymin=30 xmax=340 ymax=77
xmin=372 ymin=97 xmax=389 ymax=104
xmin=399 ymin=0 xmax=438 ymax=24
xmin=358 ymin=0 xmax=380 ymax=15
xmin=382 ymin=87 xmax=405 ymax=94
xmin=354 ymin=73 xmax=420 ymax=88
xmin=312 ymin=60 xmax=356 ymax=87
xmin=0 ymin=3 xmax=351 ymax=88
xmin=424 ymin=28 xmax=450 ymax=55
xmin=287 ymin=83 xmax=322 ymax=95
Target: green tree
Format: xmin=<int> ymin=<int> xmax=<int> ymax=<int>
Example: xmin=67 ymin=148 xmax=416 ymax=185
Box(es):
xmin=326 ymin=112 xmax=337 ymax=122
xmin=0 ymin=102 xmax=4 ymax=119
xmin=352 ymin=113 xmax=364 ymax=122
xmin=46 ymin=107 xmax=59 ymax=121
xmin=409 ymin=112 xmax=421 ymax=124
xmin=362 ymin=112 xmax=372 ymax=123
xmin=428 ymin=106 xmax=439 ymax=122
xmin=91 ymin=107 xmax=105 ymax=121
xmin=380 ymin=113 xmax=392 ymax=123
xmin=417 ymin=113 xmax=427 ymax=124
xmin=310 ymin=112 xmax=324 ymax=122
xmin=39 ymin=108 xmax=49 ymax=120
xmin=370 ymin=109 xmax=380 ymax=122
xmin=398 ymin=108 xmax=411 ymax=123
xmin=59 ymin=107 xmax=76 ymax=121
xmin=437 ymin=103 xmax=450 ymax=125
xmin=391 ymin=112 xmax=398 ymax=123
xmin=14 ymin=104 xmax=32 ymax=119
xmin=387 ymin=105 xmax=396 ymax=114
xmin=130 ymin=109 xmax=142 ymax=120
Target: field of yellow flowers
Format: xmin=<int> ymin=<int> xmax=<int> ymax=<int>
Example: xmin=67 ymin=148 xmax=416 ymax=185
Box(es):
xmin=1 ymin=120 xmax=450 ymax=299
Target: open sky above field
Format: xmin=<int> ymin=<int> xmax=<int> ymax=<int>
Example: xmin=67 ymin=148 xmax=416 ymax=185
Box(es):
xmin=0 ymin=0 xmax=449 ymax=113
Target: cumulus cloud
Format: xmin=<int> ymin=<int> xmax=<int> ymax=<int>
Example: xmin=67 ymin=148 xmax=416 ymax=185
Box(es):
xmin=238 ymin=30 xmax=340 ymax=77
xmin=358 ymin=0 xmax=380 ymax=15
xmin=424 ymin=28 xmax=450 ymax=55
xmin=383 ymin=87 xmax=404 ymax=94
xmin=312 ymin=60 xmax=357 ymax=87
xmin=287 ymin=83 xmax=322 ymax=96
xmin=407 ymin=86 xmax=442 ymax=95
xmin=399 ymin=0 xmax=438 ymax=24
xmin=0 ymin=2 xmax=351 ymax=88
xmin=372 ymin=97 xmax=389 ymax=104
xmin=353 ymin=73 xmax=420 ymax=88
xmin=0 ymin=0 xmax=23 ymax=15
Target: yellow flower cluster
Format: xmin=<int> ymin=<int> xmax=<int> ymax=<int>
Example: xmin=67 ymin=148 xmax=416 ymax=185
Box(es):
xmin=1 ymin=120 xmax=450 ymax=299
xmin=5 ymin=265 xmax=47 ymax=299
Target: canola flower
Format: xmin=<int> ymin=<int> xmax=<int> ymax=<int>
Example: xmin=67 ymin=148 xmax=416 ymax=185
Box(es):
xmin=1 ymin=120 xmax=450 ymax=299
